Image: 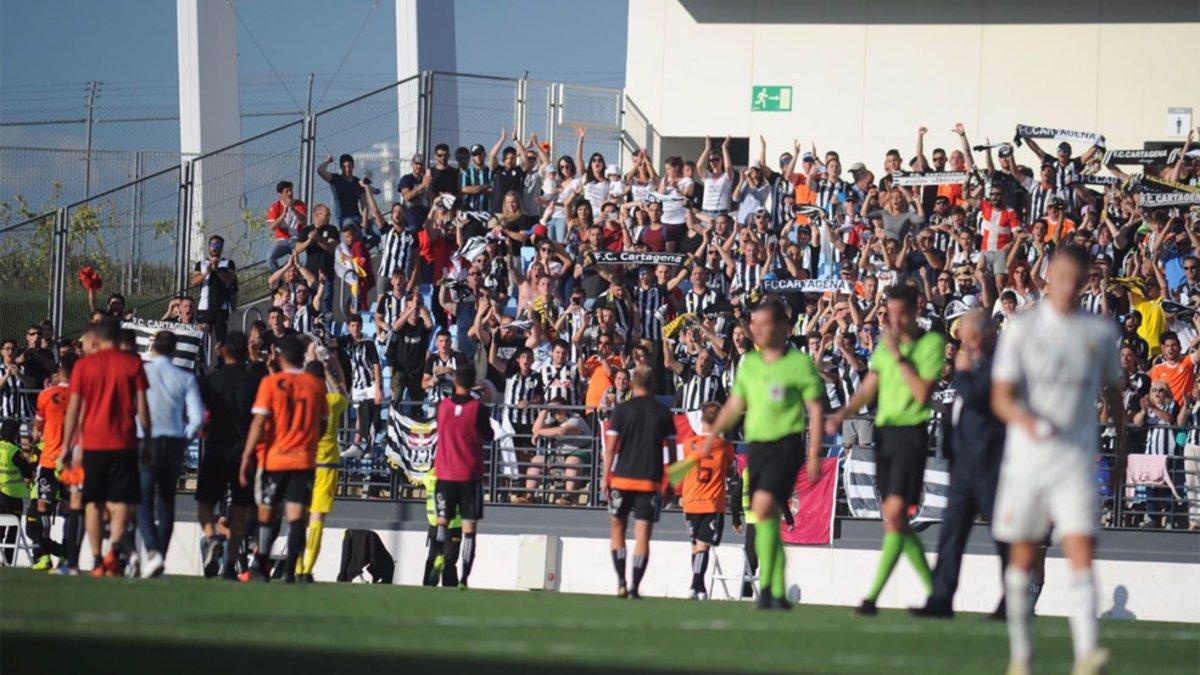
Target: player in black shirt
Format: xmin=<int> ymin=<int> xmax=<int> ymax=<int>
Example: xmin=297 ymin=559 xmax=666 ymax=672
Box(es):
xmin=602 ymin=366 xmax=676 ymax=598
xmin=196 ymin=332 xmax=262 ymax=579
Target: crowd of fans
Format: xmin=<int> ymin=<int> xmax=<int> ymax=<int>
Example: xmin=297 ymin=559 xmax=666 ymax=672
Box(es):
xmin=2 ymin=122 xmax=1199 ymax=528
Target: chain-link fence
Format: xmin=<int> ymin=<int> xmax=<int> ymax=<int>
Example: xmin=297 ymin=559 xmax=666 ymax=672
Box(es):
xmin=185 ymin=120 xmax=306 ymax=305
xmin=0 ymin=212 xmax=57 ymax=339
xmin=310 ymin=75 xmax=421 ymax=209
xmin=60 ymin=165 xmax=182 ymax=334
xmin=19 ymin=71 xmax=634 ymax=336
xmin=428 ymin=72 xmax=520 ymax=159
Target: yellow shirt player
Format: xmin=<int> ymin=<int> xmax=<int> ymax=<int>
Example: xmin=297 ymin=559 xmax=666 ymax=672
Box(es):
xmin=422 ymin=469 xmax=462 ymax=586
xmin=297 ymin=358 xmax=349 ymax=582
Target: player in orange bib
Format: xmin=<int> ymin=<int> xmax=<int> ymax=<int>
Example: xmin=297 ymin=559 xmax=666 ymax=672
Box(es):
xmin=29 ymin=355 xmax=75 ymax=570
xmin=679 ymin=402 xmax=743 ymax=600
xmin=239 ymin=336 xmax=328 ymax=583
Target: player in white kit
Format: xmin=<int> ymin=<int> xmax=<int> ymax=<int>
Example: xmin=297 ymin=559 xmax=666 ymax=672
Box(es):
xmin=991 ymin=245 xmax=1123 ymax=675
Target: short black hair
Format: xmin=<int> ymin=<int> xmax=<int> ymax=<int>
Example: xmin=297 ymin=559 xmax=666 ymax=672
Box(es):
xmin=223 ymin=331 xmax=249 ymax=361
xmin=434 ymin=143 xmax=450 ymax=153
xmin=276 ymin=335 xmax=306 ymax=368
xmin=304 ymin=360 xmax=326 ymax=380
xmin=347 ymin=314 xmax=363 ymax=326
xmin=884 ymin=283 xmax=920 ymax=309
xmin=91 ymin=317 xmax=121 ymax=344
xmin=454 ymin=363 xmax=476 ymax=388
xmin=339 ymin=154 xmax=354 ymax=165
xmin=1160 ymin=331 xmax=1180 ymax=346
xmin=275 ymin=180 xmax=293 ymax=194
xmin=0 ymin=419 xmax=17 ymax=443
xmin=209 ymin=234 xmax=225 ymax=245
xmin=151 ymin=331 xmax=176 ymax=357
xmin=58 ymin=353 xmax=77 ymax=377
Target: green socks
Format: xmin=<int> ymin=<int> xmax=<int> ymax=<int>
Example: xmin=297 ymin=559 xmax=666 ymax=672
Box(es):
xmin=769 ymin=534 xmax=786 ymax=599
xmin=867 ymin=532 xmax=932 ymax=602
xmin=901 ymin=532 xmax=933 ymax=594
xmin=755 ymin=515 xmax=781 ymax=598
xmin=866 ymin=532 xmax=904 ymax=602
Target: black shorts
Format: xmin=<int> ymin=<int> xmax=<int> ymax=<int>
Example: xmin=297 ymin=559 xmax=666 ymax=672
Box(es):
xmin=608 ymin=488 xmax=661 ymax=523
xmin=874 ymin=425 xmax=928 ymax=504
xmin=81 ymin=450 xmax=140 ymax=504
xmin=254 ymin=469 xmax=315 ymax=508
xmin=747 ymin=433 xmax=804 ymax=505
xmin=196 ymin=461 xmax=255 ymax=508
xmin=435 ymin=480 xmax=484 ymax=522
xmin=34 ymin=465 xmax=62 ymax=504
xmin=686 ymin=512 xmax=724 ymax=546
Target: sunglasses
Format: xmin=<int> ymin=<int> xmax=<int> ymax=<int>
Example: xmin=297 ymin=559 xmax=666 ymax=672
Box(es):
xmin=1186 ymin=266 xmax=1198 ymax=271
xmin=26 ymin=331 xmax=39 ymax=337
xmin=435 ymin=152 xmax=448 ymax=157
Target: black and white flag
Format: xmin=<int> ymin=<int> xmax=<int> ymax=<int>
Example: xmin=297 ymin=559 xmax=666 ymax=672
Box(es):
xmin=1102 ymin=148 xmax=1180 ymax=167
xmin=842 ymin=447 xmax=951 ymax=522
xmin=761 ymin=278 xmax=853 ymax=294
xmin=1139 ymin=192 xmax=1200 ymax=207
xmin=122 ymin=318 xmax=204 ymax=370
xmin=1078 ymin=174 xmax=1122 ymax=188
xmin=890 ymin=171 xmax=970 ymax=187
xmin=588 ymin=250 xmax=689 ymax=267
xmin=1013 ymin=124 xmax=1104 ymax=148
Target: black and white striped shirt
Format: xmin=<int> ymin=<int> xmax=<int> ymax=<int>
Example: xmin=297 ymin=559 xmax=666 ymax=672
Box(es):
xmin=684 ymin=288 xmax=718 ymax=315
xmin=1185 ymin=401 xmax=1200 ymax=447
xmin=379 ymin=227 xmax=416 ymax=281
xmin=814 ymin=178 xmax=845 ymax=217
xmin=634 ymin=284 xmax=668 ymax=341
xmin=424 ymin=352 xmax=460 ymax=405
xmin=1144 ymin=400 xmax=1178 ymax=456
xmin=293 ymin=303 xmax=317 ymax=334
xmin=1028 ymin=182 xmax=1065 ymax=224
xmin=732 ymin=257 xmax=765 ymax=296
xmin=677 ymin=365 xmax=725 ymax=411
xmin=834 ymin=353 xmax=868 ymax=415
xmin=503 ymin=370 xmax=543 ymax=428
xmin=540 ymin=362 xmax=579 ymax=406
xmin=1079 ymin=289 xmax=1105 ymax=315
xmin=0 ymin=363 xmax=28 ymax=420
xmin=375 ymin=292 xmax=409 ymax=332
xmin=342 ymin=338 xmax=379 ymax=400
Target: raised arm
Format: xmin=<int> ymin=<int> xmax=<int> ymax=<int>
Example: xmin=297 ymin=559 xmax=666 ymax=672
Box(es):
xmin=721 ymin=135 xmax=734 ymax=180
xmin=1024 ymin=137 xmax=1049 ymax=163
xmin=915 ymin=126 xmax=929 ymax=171
xmin=487 ymin=127 xmax=506 ymax=171
xmin=954 ymin=123 xmax=975 ymax=172
xmin=317 ymin=155 xmax=334 ymax=183
xmin=697 ymin=136 xmax=713 ymax=178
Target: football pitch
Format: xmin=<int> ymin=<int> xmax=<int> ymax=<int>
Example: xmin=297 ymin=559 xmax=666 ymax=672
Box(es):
xmin=1 ymin=569 xmax=1196 ymax=675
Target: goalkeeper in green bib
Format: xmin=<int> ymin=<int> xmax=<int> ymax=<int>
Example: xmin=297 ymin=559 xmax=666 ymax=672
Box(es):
xmin=826 ymin=284 xmax=944 ymax=615
xmin=706 ymin=298 xmax=824 ymax=610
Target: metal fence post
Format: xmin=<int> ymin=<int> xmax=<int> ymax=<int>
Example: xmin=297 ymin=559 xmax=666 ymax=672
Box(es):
xmin=548 ymin=83 xmax=559 ymax=158
xmin=175 ymin=160 xmax=193 ymax=293
xmin=49 ymin=207 xmax=68 ymax=335
xmin=299 ymin=115 xmax=316 ymax=209
xmin=515 ymin=78 xmax=526 ymax=141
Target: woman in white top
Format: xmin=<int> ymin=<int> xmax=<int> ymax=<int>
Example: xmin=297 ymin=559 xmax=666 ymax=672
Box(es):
xmin=657 ymin=156 xmax=694 ymax=227
xmin=546 ymin=148 xmax=581 ymax=244
xmin=576 ymin=125 xmax=611 ymax=213
xmin=697 ymin=135 xmax=734 ymax=214
xmin=624 ymin=149 xmax=657 ymax=203
xmin=734 ymin=161 xmax=772 ymax=226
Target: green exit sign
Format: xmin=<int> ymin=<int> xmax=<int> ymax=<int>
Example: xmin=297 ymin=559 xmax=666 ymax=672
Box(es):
xmin=751 ymin=85 xmax=792 ymax=112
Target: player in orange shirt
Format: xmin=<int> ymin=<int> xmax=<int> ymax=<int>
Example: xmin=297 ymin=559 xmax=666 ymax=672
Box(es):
xmin=679 ymin=402 xmax=743 ymax=600
xmin=29 ymin=355 xmax=75 ymax=570
xmin=239 ymin=336 xmax=328 ymax=583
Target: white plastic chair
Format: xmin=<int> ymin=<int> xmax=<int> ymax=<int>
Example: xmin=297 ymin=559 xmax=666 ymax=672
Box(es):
xmin=0 ymin=506 xmax=34 ymax=567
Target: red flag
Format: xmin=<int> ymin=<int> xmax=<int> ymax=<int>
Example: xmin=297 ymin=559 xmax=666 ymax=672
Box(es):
xmin=780 ymin=457 xmax=839 ymax=545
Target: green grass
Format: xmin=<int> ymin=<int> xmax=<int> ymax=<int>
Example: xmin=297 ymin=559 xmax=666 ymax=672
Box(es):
xmin=1 ymin=569 xmax=1196 ymax=675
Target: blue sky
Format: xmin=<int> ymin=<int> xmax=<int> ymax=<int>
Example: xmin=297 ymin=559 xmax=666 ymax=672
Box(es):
xmin=0 ymin=0 xmax=627 ymax=150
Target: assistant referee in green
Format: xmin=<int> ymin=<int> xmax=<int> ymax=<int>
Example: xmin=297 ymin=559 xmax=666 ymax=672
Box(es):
xmin=707 ymin=297 xmax=824 ymax=611
xmin=827 ymin=284 xmax=944 ymax=615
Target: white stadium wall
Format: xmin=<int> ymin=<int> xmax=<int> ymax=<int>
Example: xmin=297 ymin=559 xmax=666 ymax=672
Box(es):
xmin=625 ymin=0 xmax=1200 ymax=167
xmin=73 ymin=522 xmax=1200 ymax=624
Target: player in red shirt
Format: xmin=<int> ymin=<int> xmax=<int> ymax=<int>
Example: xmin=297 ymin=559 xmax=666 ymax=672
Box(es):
xmin=427 ymin=363 xmax=493 ymax=589
xmin=60 ymin=319 xmax=150 ymax=577
xmin=29 ymin=354 xmax=74 ymax=570
xmin=239 ymin=336 xmax=327 ymax=583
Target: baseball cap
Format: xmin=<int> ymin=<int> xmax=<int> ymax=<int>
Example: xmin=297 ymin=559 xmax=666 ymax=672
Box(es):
xmin=801 ymin=152 xmax=815 ymax=162
xmin=605 ymin=164 xmax=620 ymax=176
xmin=543 ymin=164 xmax=557 ymax=176
xmin=997 ymin=145 xmax=1013 ymax=158
xmin=849 ymin=162 xmax=867 ymax=173
xmin=749 ymin=159 xmax=762 ymax=169
xmin=1049 ymin=197 xmax=1066 ymax=210
xmin=470 ymin=144 xmax=485 ymax=154
xmin=411 ymin=153 xmax=425 ymax=165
